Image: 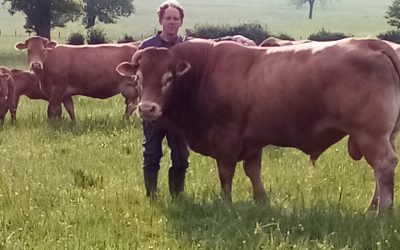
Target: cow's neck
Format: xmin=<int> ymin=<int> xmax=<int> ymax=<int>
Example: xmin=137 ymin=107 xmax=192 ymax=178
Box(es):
xmin=164 ymin=67 xmax=213 ymax=156
xmin=160 ymin=42 xmax=216 ymax=154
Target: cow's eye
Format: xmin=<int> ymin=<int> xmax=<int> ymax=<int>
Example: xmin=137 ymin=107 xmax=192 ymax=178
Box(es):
xmin=165 ymin=76 xmax=173 ymax=84
xmin=131 ymin=75 xmax=139 ymax=86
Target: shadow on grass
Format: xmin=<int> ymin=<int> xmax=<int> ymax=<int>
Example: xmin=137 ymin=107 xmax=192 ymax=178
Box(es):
xmin=157 ymin=197 xmax=400 ymax=249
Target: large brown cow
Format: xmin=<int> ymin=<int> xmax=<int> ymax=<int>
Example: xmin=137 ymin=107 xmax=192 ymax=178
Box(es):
xmin=117 ymin=38 xmax=400 ymax=212
xmin=0 ymin=67 xmax=13 ymax=123
xmin=15 ymin=36 xmax=139 ymax=120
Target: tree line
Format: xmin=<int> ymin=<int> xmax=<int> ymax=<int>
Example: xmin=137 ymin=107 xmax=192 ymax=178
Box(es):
xmin=1 ymin=0 xmax=134 ymax=39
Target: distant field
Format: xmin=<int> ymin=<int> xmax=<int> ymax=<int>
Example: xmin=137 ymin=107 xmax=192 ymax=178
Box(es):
xmin=0 ymin=0 xmax=393 ymax=40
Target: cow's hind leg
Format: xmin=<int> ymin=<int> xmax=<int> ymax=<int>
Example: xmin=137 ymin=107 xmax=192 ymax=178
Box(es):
xmin=355 ymin=134 xmax=397 ymax=212
xmin=216 ymin=159 xmax=236 ymax=202
xmin=243 ymin=149 xmax=267 ymax=204
xmin=63 ymin=97 xmax=75 ymax=121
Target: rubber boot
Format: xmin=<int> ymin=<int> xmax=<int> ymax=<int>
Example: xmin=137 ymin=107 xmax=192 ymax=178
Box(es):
xmin=168 ymin=168 xmax=186 ymax=199
xmin=143 ymin=169 xmax=158 ymax=200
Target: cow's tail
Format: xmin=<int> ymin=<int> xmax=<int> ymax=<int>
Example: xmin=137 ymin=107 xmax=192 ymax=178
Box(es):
xmin=371 ymin=39 xmax=400 ymax=149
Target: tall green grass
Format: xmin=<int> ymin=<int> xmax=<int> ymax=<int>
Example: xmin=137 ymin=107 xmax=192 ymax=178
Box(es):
xmin=1 ymin=96 xmax=400 ymax=249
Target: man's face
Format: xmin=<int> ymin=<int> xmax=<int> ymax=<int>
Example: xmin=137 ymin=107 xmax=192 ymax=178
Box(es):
xmin=160 ymin=7 xmax=182 ymax=36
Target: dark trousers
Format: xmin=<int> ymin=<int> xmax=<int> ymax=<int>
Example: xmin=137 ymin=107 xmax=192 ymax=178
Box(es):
xmin=142 ymin=120 xmax=189 ymax=172
xmin=142 ymin=120 xmax=189 ymax=197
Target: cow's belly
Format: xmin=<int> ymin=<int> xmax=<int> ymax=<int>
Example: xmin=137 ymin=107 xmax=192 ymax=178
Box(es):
xmin=241 ymin=118 xmax=347 ymax=160
xmin=185 ymin=125 xmax=242 ymax=159
xmin=66 ymin=85 xmax=119 ymax=99
xmin=24 ymin=89 xmax=48 ymax=100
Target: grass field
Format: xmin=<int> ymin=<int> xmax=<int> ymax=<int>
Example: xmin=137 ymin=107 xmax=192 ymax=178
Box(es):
xmin=2 ymin=1 xmax=400 ymax=249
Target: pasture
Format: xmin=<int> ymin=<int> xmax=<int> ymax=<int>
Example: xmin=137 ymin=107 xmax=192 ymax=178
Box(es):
xmin=1 ymin=0 xmax=400 ymax=249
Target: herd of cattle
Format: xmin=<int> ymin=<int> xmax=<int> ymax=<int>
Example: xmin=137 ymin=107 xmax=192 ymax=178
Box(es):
xmin=2 ymin=35 xmax=400 ymax=213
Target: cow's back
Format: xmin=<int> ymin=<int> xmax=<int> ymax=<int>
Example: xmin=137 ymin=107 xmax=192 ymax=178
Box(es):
xmin=250 ymin=39 xmax=399 ymax=157
xmin=42 ymin=44 xmax=137 ymax=98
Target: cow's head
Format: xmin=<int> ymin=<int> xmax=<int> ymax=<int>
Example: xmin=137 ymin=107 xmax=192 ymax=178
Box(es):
xmin=116 ymin=47 xmax=191 ymax=121
xmin=0 ymin=68 xmax=11 ymax=97
xmin=0 ymin=71 xmax=12 ymax=123
xmin=15 ymin=36 xmax=57 ymax=71
xmin=0 ymin=72 xmax=11 ymax=95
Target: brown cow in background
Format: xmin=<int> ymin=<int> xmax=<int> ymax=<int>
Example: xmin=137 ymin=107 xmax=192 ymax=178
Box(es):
xmin=15 ymin=36 xmax=139 ymax=121
xmin=0 ymin=67 xmax=13 ymax=123
xmin=117 ymin=38 xmax=400 ymax=212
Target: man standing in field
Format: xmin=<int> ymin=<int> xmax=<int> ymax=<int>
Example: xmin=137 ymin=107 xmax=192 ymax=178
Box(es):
xmin=138 ymin=0 xmax=189 ymax=199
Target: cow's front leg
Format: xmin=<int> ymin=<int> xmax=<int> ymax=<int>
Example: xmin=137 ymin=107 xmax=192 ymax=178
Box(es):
xmin=216 ymin=159 xmax=236 ymax=202
xmin=0 ymin=98 xmax=7 ymax=124
xmin=243 ymin=149 xmax=267 ymax=204
xmin=9 ymin=94 xmax=20 ymax=123
xmin=47 ymin=86 xmax=66 ymax=121
xmin=47 ymin=98 xmax=63 ymax=121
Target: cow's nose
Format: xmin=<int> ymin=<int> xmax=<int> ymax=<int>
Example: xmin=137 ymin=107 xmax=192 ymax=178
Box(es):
xmin=139 ymin=103 xmax=155 ymax=113
xmin=30 ymin=62 xmax=43 ymax=70
xmin=139 ymin=102 xmax=157 ymax=114
xmin=138 ymin=101 xmax=162 ymax=120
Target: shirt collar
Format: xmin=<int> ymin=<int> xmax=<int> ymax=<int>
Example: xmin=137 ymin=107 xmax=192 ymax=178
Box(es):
xmin=156 ymin=31 xmax=182 ymax=48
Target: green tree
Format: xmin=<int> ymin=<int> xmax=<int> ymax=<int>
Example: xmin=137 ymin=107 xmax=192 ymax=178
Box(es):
xmin=2 ymin=0 xmax=81 ymax=39
xmin=290 ymin=0 xmax=327 ymax=19
xmin=81 ymin=0 xmax=134 ymax=29
xmin=386 ymin=0 xmax=400 ymax=30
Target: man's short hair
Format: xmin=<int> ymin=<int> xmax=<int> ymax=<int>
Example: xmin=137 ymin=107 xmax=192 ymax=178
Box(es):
xmin=157 ymin=0 xmax=184 ymax=22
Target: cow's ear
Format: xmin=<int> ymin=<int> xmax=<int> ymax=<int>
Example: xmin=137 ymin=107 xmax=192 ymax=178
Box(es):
xmin=4 ymin=73 xmax=11 ymax=80
xmin=116 ymin=62 xmax=138 ymax=77
xmin=15 ymin=42 xmax=27 ymax=51
xmin=176 ymin=61 xmax=191 ymax=76
xmin=0 ymin=73 xmax=11 ymax=80
xmin=46 ymin=41 xmax=57 ymax=49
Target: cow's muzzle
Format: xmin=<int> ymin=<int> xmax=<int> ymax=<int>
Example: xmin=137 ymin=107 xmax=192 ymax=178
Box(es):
xmin=30 ymin=62 xmax=43 ymax=70
xmin=138 ymin=101 xmax=162 ymax=121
